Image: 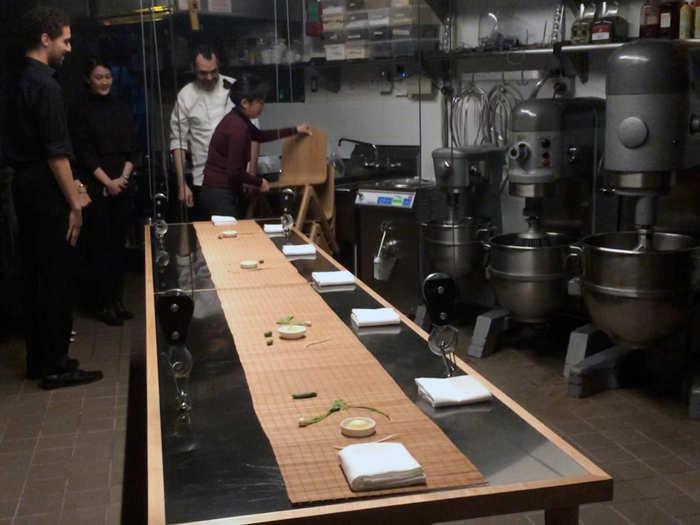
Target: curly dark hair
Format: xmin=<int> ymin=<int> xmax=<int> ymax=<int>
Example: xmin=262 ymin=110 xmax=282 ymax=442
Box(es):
xmin=19 ymin=6 xmax=70 ymax=52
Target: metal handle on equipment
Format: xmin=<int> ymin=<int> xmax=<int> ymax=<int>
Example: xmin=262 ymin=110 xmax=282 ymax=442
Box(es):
xmin=566 ymin=243 xmax=584 ymax=275
xmin=481 ymin=240 xmax=492 ymax=279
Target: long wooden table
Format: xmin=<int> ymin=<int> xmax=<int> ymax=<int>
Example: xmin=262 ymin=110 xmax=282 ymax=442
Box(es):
xmin=144 ymin=221 xmax=612 ymax=525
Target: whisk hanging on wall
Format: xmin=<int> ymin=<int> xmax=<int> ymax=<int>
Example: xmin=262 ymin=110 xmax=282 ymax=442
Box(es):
xmin=486 ymin=74 xmax=522 ymax=147
xmin=450 ymin=75 xmax=490 ymax=147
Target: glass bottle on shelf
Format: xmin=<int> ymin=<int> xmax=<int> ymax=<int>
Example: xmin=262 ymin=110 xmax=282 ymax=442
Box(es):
xmin=679 ymin=0 xmax=694 ymax=39
xmin=659 ymin=1 xmax=681 ymax=38
xmin=591 ymin=1 xmax=628 ymax=43
xmin=640 ymin=0 xmax=661 ymax=37
xmin=572 ymin=3 xmax=599 ymax=44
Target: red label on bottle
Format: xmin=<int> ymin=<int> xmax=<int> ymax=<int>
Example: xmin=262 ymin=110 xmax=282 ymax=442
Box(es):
xmin=591 ymin=24 xmax=612 ymax=41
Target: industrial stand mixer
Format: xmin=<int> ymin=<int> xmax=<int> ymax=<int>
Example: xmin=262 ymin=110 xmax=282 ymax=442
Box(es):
xmin=468 ymin=97 xmax=605 ymax=358
xmin=564 ymin=40 xmax=700 ymax=401
xmin=419 ymin=145 xmax=506 ymax=319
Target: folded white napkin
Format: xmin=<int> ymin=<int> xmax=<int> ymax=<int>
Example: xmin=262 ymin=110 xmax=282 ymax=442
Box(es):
xmin=312 ymin=270 xmax=356 ymax=287
xmin=415 ymin=376 xmax=492 ymax=408
xmin=282 ymin=244 xmax=316 ymax=256
xmin=211 ymin=215 xmax=237 ymax=226
xmin=338 ymin=442 xmax=426 ymax=491
xmin=350 ymin=308 xmax=400 ymax=328
xmin=313 ymin=283 xmax=357 ymax=294
xmin=264 ymin=224 xmax=284 ymax=233
xmin=352 ymin=324 xmax=402 ymax=336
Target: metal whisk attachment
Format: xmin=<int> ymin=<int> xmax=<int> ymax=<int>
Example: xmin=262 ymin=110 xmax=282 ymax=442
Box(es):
xmin=428 ymin=325 xmax=458 ymax=377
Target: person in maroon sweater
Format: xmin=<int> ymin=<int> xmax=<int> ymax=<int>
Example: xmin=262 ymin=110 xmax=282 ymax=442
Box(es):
xmin=200 ymin=73 xmax=311 ymax=217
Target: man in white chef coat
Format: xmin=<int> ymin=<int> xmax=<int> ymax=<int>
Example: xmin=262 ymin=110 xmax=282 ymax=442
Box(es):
xmin=169 ymin=44 xmax=259 ymax=220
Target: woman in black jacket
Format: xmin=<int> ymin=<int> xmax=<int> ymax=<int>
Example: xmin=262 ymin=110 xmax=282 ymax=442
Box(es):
xmin=72 ymin=57 xmax=140 ymax=326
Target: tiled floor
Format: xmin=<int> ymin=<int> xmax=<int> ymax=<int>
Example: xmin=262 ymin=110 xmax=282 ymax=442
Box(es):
xmin=1 ymin=271 xmax=700 ymax=524
xmin=457 ymin=336 xmax=700 ymax=525
xmin=0 ymin=275 xmax=141 ymax=525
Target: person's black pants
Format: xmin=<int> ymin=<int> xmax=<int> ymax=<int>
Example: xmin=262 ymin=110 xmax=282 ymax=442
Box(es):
xmin=12 ymin=187 xmax=75 ymax=376
xmin=199 ymin=186 xmax=242 ymax=218
xmin=84 ymin=192 xmax=134 ymax=310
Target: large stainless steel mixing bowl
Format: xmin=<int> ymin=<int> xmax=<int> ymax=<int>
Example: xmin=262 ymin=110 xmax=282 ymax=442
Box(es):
xmin=421 ymin=220 xmax=489 ymax=295
xmin=486 ymin=232 xmax=573 ymax=323
xmin=577 ymin=231 xmax=699 ymax=348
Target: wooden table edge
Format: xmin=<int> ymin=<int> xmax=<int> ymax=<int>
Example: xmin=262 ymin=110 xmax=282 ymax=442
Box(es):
xmin=174 ymin=475 xmax=612 ymax=524
xmin=145 ymin=227 xmax=167 ymax=524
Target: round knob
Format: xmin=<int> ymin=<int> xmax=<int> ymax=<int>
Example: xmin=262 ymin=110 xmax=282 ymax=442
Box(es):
xmin=540 ymin=138 xmax=551 ymax=148
xmin=437 ymin=285 xmax=445 ymax=294
xmin=442 ymin=160 xmax=451 ymax=169
xmin=170 ymin=303 xmax=180 ymax=313
xmin=171 ymin=331 xmax=180 ymax=341
xmin=508 ymin=142 xmax=530 ymax=161
xmin=618 ymin=117 xmax=648 ymax=149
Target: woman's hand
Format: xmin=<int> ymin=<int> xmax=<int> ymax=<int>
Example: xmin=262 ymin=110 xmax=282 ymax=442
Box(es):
xmin=259 ymin=178 xmax=271 ymax=193
xmin=107 ymin=177 xmax=127 ymax=196
xmin=296 ymin=124 xmax=312 ymax=136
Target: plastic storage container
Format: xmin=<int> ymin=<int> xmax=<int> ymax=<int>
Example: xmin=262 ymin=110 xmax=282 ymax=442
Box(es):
xmin=390 ymin=5 xmax=439 ymax=25
xmin=369 ymin=26 xmax=390 ymax=39
xmin=346 ymin=40 xmax=369 ymax=59
xmin=323 ymin=30 xmax=346 ymax=43
xmin=345 ymin=11 xmax=369 ymax=29
xmin=320 ymin=0 xmax=346 ymax=16
xmin=324 ymin=43 xmax=346 ymax=60
xmin=368 ymin=8 xmax=391 ymax=26
xmin=323 ymin=15 xmax=345 ymax=31
xmin=391 ymin=24 xmax=439 ymax=40
xmin=346 ymin=27 xmax=370 ymax=41
xmin=365 ymin=0 xmax=390 ymax=7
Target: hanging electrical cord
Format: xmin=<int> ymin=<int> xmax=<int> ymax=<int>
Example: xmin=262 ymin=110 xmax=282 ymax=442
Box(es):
xmin=151 ymin=0 xmax=169 ymax=203
xmin=285 ymin=0 xmax=294 ymax=103
xmin=167 ymin=11 xmax=187 ymax=222
xmin=139 ymin=0 xmax=153 ymax=210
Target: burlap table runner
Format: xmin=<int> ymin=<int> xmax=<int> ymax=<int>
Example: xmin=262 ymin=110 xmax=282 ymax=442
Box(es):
xmin=193 ymin=221 xmax=485 ymax=503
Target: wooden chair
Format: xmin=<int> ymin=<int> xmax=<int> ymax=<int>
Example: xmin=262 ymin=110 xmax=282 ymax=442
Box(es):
xmin=247 ymin=128 xmax=339 ymax=254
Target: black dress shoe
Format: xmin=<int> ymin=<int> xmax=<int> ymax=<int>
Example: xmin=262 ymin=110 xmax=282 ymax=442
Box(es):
xmin=113 ymin=299 xmax=134 ymax=320
xmin=40 ymin=369 xmax=103 ymax=390
xmin=97 ymin=307 xmax=123 ymax=326
xmin=27 ymin=358 xmax=79 ymax=380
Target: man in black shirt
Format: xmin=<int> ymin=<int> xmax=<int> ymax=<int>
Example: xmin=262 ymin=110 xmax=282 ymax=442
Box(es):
xmin=6 ymin=6 xmax=102 ymax=389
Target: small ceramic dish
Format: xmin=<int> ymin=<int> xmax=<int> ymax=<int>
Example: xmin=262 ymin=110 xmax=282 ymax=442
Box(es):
xmin=340 ymin=416 xmax=376 ymax=438
xmin=240 ymin=260 xmax=258 ymax=269
xmin=278 ymin=324 xmax=307 ymax=339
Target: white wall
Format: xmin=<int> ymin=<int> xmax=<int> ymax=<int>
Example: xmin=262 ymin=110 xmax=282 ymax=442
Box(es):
xmin=260 ymin=1 xmax=644 ymax=180
xmin=260 ymin=65 xmax=443 ymax=179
